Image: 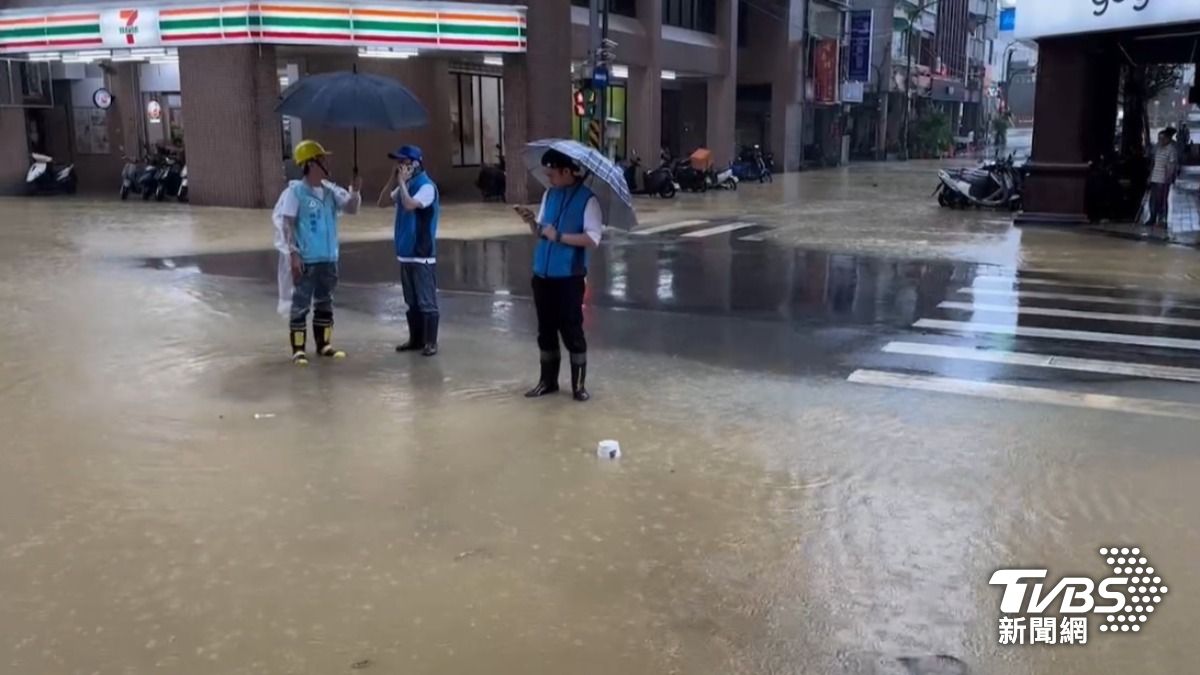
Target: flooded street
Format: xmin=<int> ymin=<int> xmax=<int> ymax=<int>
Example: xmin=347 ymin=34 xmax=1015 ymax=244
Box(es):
xmin=3 ymin=163 xmax=1200 ymax=674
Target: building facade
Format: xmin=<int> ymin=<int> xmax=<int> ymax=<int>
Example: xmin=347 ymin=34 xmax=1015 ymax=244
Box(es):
xmin=0 ymin=0 xmax=905 ymax=206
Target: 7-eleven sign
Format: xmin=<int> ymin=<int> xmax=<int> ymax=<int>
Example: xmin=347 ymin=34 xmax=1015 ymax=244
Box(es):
xmin=101 ymin=8 xmax=161 ymax=49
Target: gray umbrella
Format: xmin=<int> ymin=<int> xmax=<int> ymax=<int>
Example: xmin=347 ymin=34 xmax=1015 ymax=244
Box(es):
xmin=276 ymin=68 xmax=428 ymax=172
xmin=522 ymin=139 xmax=638 ymax=230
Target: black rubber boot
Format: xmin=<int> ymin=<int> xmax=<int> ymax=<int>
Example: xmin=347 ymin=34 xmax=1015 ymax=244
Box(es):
xmin=570 ymin=352 xmax=590 ymax=402
xmin=524 ymin=352 xmax=560 ymax=398
xmin=422 ymin=313 xmax=439 ymax=357
xmin=290 ymin=328 xmax=308 ymax=366
xmin=396 ymin=310 xmax=423 ymax=352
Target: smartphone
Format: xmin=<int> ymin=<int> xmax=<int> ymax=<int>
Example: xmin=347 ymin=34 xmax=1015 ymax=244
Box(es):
xmin=513 ymin=205 xmax=536 ymax=222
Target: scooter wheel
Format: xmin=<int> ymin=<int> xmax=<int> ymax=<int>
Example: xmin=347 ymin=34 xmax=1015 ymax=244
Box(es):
xmin=120 ymin=185 xmax=130 ymax=200
xmin=155 ymin=187 xmax=165 ymax=202
xmin=937 ymin=192 xmax=950 ymax=207
xmin=659 ymin=184 xmax=676 ymax=199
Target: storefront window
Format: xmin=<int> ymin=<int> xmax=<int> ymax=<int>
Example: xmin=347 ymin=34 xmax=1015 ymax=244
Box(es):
xmin=451 ymin=73 xmax=504 ymax=167
xmin=570 ymin=0 xmax=636 ymax=17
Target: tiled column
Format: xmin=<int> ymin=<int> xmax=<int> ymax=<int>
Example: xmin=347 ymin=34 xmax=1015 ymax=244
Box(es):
xmin=628 ymin=0 xmax=663 ymax=164
xmin=503 ymin=0 xmax=572 ymax=204
xmin=706 ymin=0 xmax=738 ymax=167
xmin=771 ymin=0 xmax=806 ymax=172
xmin=178 ymin=44 xmax=284 ymax=208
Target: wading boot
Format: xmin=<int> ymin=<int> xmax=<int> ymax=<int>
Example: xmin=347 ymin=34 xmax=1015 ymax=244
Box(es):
xmin=524 ymin=352 xmax=560 ymax=398
xmin=422 ymin=314 xmax=439 ymax=357
xmin=314 ymin=323 xmax=346 ymax=359
xmin=396 ymin=310 xmax=423 ymax=352
xmin=570 ymin=353 xmax=590 ymax=402
xmin=291 ymin=328 xmax=309 ymax=366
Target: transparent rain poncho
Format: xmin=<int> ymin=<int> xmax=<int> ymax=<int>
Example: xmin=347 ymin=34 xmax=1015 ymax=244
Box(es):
xmin=271 ymin=182 xmax=299 ymax=316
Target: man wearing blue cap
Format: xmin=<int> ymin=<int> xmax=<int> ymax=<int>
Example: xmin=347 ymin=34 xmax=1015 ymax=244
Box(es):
xmin=378 ymin=145 xmax=440 ymax=356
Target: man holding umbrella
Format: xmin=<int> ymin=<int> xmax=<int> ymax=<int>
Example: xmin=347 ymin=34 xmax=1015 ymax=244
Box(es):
xmin=378 ymin=145 xmax=440 ymax=356
xmin=515 ymin=148 xmax=605 ymax=401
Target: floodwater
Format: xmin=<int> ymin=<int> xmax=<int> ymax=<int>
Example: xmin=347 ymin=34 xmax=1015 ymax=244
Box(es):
xmin=3 ymin=165 xmax=1200 ymax=674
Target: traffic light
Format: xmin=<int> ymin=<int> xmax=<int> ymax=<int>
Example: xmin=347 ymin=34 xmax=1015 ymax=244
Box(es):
xmin=573 ymin=85 xmax=598 ymax=118
xmin=574 ymin=87 xmax=588 ymax=117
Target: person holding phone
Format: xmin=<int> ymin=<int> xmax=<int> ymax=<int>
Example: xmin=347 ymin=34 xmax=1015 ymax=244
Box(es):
xmin=378 ymin=145 xmax=441 ymax=356
xmin=515 ymin=149 xmax=603 ymax=401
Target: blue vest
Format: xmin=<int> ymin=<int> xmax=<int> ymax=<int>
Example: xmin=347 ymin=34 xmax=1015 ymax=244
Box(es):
xmin=534 ymin=184 xmax=594 ymax=278
xmin=292 ymin=181 xmax=339 ymax=264
xmin=394 ymin=172 xmax=440 ymax=260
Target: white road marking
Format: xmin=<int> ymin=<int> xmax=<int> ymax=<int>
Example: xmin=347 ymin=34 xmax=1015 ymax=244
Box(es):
xmin=632 ymin=220 xmax=709 ymax=235
xmin=847 ymin=369 xmax=1200 ymax=420
xmin=970 ymin=275 xmax=1200 ymax=296
xmin=937 ymin=301 xmax=1200 ymax=328
xmin=914 ymin=318 xmax=1200 ymax=351
xmin=739 ymin=234 xmax=766 ymax=242
xmin=1019 ymin=267 xmax=1200 ymax=282
xmin=882 ymin=341 xmax=1200 ymax=384
xmin=681 ymin=222 xmax=757 ymax=238
xmin=957 ymin=287 xmax=1200 ymax=311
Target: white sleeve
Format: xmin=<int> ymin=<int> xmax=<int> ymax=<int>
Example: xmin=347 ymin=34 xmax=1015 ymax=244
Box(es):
xmin=412 ymin=184 xmax=435 ymax=208
xmin=325 ymin=180 xmax=361 ymax=214
xmin=536 ymin=191 xmax=548 ymax=224
xmin=277 ymin=188 xmax=299 ymax=219
xmin=583 ymin=196 xmax=603 ymax=245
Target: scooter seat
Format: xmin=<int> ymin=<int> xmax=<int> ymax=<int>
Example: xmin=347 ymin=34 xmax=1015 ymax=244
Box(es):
xmin=31 ymin=153 xmax=52 ymax=163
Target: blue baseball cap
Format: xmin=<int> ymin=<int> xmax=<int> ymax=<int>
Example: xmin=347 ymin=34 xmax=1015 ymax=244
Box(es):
xmin=388 ymin=145 xmax=423 ymax=162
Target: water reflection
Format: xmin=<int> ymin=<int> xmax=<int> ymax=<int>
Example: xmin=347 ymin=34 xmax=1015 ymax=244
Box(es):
xmin=146 ymin=236 xmax=997 ymax=329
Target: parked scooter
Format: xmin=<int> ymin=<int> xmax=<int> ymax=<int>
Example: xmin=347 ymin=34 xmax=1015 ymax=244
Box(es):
xmin=119 ymin=154 xmax=142 ymax=200
xmin=732 ymin=145 xmax=773 ymax=183
xmin=621 ymin=151 xmax=677 ymax=198
xmin=707 ymin=164 xmax=738 ymax=190
xmin=26 ymin=153 xmax=77 ymax=195
xmin=177 ymin=164 xmax=188 ymax=203
xmin=136 ymin=152 xmax=164 ymax=201
xmin=934 ymin=154 xmax=1025 ymax=210
xmin=154 ymin=156 xmax=185 ymax=201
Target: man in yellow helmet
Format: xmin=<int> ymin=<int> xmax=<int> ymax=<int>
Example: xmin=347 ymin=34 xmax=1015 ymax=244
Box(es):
xmin=273 ymin=139 xmax=362 ymax=365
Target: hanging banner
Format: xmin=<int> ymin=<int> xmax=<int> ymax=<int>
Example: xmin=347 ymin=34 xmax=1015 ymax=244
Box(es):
xmin=814 ymin=39 xmax=840 ymax=105
xmin=847 ymin=10 xmax=872 ymax=83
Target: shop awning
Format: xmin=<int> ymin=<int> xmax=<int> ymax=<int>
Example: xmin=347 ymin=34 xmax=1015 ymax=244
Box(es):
xmin=0 ymin=2 xmax=527 ymax=56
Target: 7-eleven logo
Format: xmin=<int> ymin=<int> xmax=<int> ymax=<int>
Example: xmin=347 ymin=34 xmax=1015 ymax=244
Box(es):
xmin=119 ymin=9 xmax=139 ymax=45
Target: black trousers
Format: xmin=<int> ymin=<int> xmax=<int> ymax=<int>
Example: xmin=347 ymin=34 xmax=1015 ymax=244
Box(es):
xmin=532 ymin=275 xmax=586 ymax=357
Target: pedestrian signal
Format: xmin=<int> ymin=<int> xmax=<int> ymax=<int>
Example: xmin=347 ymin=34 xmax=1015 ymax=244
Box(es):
xmin=573 ymin=88 xmax=588 ymax=117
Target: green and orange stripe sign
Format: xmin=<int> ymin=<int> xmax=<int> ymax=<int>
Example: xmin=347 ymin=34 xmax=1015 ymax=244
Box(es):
xmin=0 ymin=13 xmax=102 ymax=51
xmin=157 ymin=3 xmax=527 ymax=51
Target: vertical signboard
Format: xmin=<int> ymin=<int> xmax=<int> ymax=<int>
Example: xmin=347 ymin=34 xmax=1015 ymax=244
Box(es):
xmin=814 ymin=38 xmax=840 ymax=104
xmin=847 ymin=10 xmax=872 ymax=83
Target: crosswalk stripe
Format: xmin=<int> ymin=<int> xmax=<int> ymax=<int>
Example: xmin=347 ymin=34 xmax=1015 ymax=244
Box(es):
xmin=739 ymin=234 xmax=766 ymax=242
xmin=632 ymin=220 xmax=708 ymax=235
xmin=957 ymin=287 xmax=1200 ymax=311
xmin=882 ymin=341 xmax=1200 ymax=384
xmin=681 ymin=222 xmax=757 ymax=238
xmin=937 ymin=301 xmax=1200 ymax=328
xmin=915 ymin=318 xmax=1200 ymax=351
xmin=847 ymin=369 xmax=1200 ymax=420
xmin=971 ymin=275 xmax=1200 ymax=300
xmin=1019 ymin=267 xmax=1200 ymax=282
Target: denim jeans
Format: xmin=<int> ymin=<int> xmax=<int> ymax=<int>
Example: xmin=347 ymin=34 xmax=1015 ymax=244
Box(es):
xmin=290 ymin=261 xmax=338 ymax=330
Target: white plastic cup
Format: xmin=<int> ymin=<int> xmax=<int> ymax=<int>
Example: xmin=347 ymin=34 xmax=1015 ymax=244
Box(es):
xmin=597 ymin=440 xmax=621 ymax=460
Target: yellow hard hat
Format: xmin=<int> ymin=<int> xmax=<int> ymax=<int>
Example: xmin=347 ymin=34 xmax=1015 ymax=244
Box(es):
xmin=293 ymin=139 xmax=331 ymax=166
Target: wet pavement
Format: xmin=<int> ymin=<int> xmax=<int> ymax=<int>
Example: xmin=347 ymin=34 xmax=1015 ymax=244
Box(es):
xmin=4 ymin=163 xmax=1200 ymax=674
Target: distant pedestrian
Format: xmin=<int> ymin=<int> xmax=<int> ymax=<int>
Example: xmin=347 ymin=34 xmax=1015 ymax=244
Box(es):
xmin=274 ymin=139 xmax=362 ymax=365
xmin=379 ymin=145 xmax=441 ymax=356
xmin=514 ymin=148 xmax=603 ymax=402
xmin=1148 ymin=128 xmax=1179 ymax=227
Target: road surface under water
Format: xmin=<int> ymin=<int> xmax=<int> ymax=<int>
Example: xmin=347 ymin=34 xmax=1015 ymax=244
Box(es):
xmin=2 ymin=167 xmax=1199 ymax=674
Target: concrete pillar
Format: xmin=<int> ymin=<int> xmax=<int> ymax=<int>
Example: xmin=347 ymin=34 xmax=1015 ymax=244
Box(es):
xmin=1018 ymin=37 xmax=1120 ymax=225
xmin=770 ymin=0 xmax=806 ymax=172
xmin=503 ymin=0 xmax=572 ymax=204
xmin=706 ymin=0 xmax=738 ymax=167
xmin=0 ymin=108 xmax=28 ymax=195
xmin=628 ymin=0 xmax=663 ymax=164
xmin=178 ymin=44 xmax=284 ymax=208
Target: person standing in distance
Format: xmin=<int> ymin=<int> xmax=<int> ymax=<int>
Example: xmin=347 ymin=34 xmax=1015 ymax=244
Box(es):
xmin=277 ymin=139 xmax=361 ymax=365
xmin=514 ymin=148 xmax=602 ymax=401
xmin=378 ymin=145 xmax=440 ymax=356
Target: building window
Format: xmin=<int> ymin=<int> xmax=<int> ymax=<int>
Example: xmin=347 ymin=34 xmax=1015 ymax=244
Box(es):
xmin=570 ymin=0 xmax=636 ymax=17
xmin=662 ymin=0 xmax=715 ymax=33
xmin=450 ymin=73 xmax=504 ymax=168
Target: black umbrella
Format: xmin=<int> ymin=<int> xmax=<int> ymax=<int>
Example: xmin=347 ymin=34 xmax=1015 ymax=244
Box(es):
xmin=275 ymin=66 xmax=429 ymax=174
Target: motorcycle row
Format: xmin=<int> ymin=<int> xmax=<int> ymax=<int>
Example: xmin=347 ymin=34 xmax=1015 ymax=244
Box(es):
xmin=121 ymin=147 xmax=188 ymax=202
xmin=475 ymin=144 xmax=775 ymax=202
xmin=933 ymin=154 xmax=1026 ymax=211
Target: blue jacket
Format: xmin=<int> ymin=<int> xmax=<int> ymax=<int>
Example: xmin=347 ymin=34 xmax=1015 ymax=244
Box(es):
xmin=394 ymin=171 xmax=440 ymax=261
xmin=292 ymin=181 xmax=339 ymax=264
xmin=534 ymin=184 xmax=594 ymax=278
